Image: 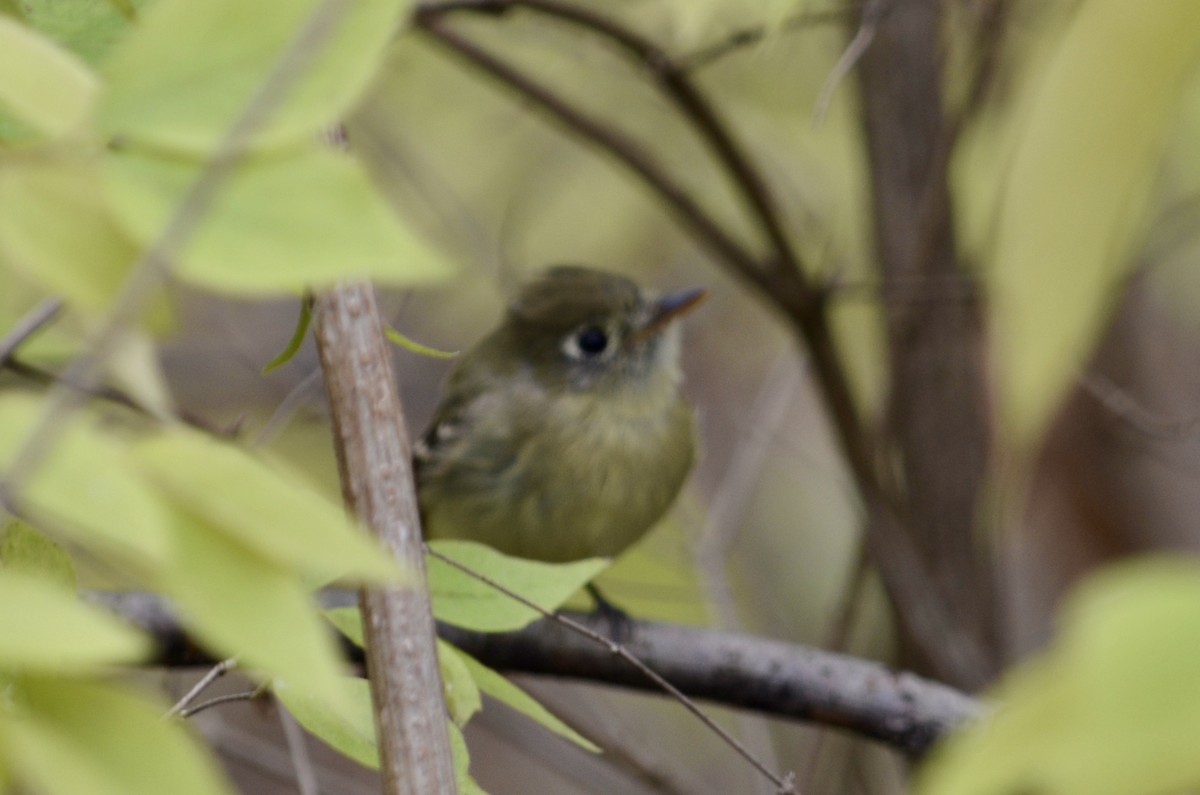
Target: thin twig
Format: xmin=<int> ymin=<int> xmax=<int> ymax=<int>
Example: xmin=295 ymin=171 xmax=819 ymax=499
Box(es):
xmin=166 ymin=658 xmax=239 ymax=719
xmin=179 ymin=690 xmax=263 ymax=719
xmin=1081 ymin=372 xmax=1200 ymax=440
xmin=813 ymin=0 xmax=886 ymax=125
xmin=279 ymin=704 xmax=321 ymax=795
xmin=424 ymin=545 xmax=798 ymax=794
xmin=419 ymin=0 xmax=813 ymax=302
xmin=0 ymin=0 xmax=356 ymax=510
xmin=0 ymin=299 xmax=63 ymax=365
xmin=412 ymin=15 xmax=762 ymax=278
xmin=680 ymin=7 xmax=860 ymax=72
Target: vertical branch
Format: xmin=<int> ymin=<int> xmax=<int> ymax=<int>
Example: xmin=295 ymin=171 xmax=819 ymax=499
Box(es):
xmin=314 ymin=284 xmax=458 ymax=795
xmin=854 ymin=0 xmax=1000 ymax=686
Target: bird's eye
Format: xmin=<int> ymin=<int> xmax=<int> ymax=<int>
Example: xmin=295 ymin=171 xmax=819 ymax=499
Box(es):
xmin=575 ymin=326 xmax=609 ymax=356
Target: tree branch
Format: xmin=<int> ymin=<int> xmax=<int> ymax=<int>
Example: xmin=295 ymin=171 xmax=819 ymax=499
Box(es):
xmin=313 ymin=284 xmax=458 ymax=794
xmin=91 ymin=591 xmax=982 ymax=758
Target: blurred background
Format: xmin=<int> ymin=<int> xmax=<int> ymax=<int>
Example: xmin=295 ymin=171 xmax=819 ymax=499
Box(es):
xmin=117 ymin=0 xmax=1200 ymax=792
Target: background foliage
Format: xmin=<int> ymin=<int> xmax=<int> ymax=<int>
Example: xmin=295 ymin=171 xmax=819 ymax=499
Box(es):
xmin=3 ymin=0 xmax=1200 ymax=793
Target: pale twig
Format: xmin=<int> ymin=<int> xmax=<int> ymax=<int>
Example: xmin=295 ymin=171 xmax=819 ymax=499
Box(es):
xmin=0 ymin=299 xmax=63 ymax=365
xmin=1081 ymin=371 xmax=1200 ymax=440
xmin=424 ymin=544 xmax=798 ymax=794
xmin=0 ymin=0 xmax=356 ymax=510
xmin=813 ymin=0 xmax=887 ymax=125
xmin=279 ymin=704 xmax=321 ymax=795
xmin=179 ymin=690 xmax=262 ymax=719
xmin=695 ymin=350 xmax=801 ymax=794
xmin=166 ymin=658 xmax=239 ymax=719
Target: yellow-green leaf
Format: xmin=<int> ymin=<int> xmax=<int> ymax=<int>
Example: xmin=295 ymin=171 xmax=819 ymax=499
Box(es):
xmin=452 ymin=645 xmax=599 ymax=752
xmin=918 ymin=557 xmax=1200 ymax=795
xmin=103 ymin=145 xmax=452 ymax=295
xmin=263 ymin=295 xmax=313 ymax=374
xmin=0 ymin=570 xmax=146 ymax=670
xmin=0 ymin=394 xmax=171 ymax=567
xmin=2 ymin=677 xmax=234 ymax=795
xmin=438 ymin=640 xmax=481 ymax=728
xmin=0 ymin=17 xmax=97 ymax=137
xmin=385 ymin=327 xmax=459 ymax=359
xmin=324 ymin=605 xmax=366 ymax=648
xmin=990 ymin=0 xmax=1200 ymax=445
xmin=0 ymin=159 xmax=139 ymax=311
xmin=0 ymin=521 xmax=75 ymax=592
xmin=135 ymin=427 xmax=397 ymax=583
xmin=162 ymin=510 xmax=351 ymax=715
xmin=428 ymin=540 xmax=608 ymax=632
xmin=276 ymin=675 xmax=379 ymax=770
xmin=448 ymin=721 xmax=488 ymax=795
xmin=99 ymin=0 xmax=410 ymax=153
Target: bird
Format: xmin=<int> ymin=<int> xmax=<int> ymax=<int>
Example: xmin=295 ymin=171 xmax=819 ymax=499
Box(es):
xmin=415 ymin=265 xmax=704 ymax=567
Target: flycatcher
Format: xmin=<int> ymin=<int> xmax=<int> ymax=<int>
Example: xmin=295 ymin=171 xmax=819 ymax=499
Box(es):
xmin=416 ymin=265 xmax=704 ymax=563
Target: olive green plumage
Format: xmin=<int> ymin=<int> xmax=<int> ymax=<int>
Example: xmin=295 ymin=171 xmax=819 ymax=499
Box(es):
xmin=415 ymin=265 xmax=702 ymax=563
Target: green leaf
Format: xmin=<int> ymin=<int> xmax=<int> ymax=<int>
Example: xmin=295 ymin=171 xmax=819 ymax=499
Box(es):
xmin=2 ymin=677 xmax=234 ymax=795
xmin=428 ymin=540 xmax=608 ymax=632
xmin=21 ymin=0 xmax=136 ymax=66
xmin=324 ymin=605 xmax=365 ymax=647
xmin=134 ymin=427 xmax=397 ymax=583
xmin=451 ymin=645 xmax=599 ymax=752
xmin=448 ymin=721 xmax=488 ymax=795
xmin=99 ymin=0 xmax=410 ymax=153
xmin=161 ymin=509 xmax=352 ymax=716
xmin=918 ymin=557 xmax=1200 ymax=795
xmin=0 ymin=521 xmax=75 ymax=592
xmin=276 ymin=675 xmax=379 ymax=770
xmin=989 ymin=0 xmax=1200 ymax=445
xmin=0 ymin=159 xmax=140 ymax=311
xmin=385 ymin=327 xmax=459 ymax=360
xmin=263 ymin=295 xmax=314 ymax=373
xmin=0 ymin=394 xmax=171 ymax=567
xmin=103 ymin=145 xmax=452 ymax=295
xmin=0 ymin=570 xmax=146 ymax=670
xmin=0 ymin=16 xmax=98 ymax=137
xmin=437 ymin=640 xmax=481 ymax=728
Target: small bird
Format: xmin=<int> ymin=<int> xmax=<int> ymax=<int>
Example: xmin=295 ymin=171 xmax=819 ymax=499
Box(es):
xmin=415 ymin=265 xmax=704 ymax=565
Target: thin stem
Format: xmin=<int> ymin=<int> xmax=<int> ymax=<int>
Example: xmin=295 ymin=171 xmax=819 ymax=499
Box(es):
xmin=166 ymin=658 xmax=239 ymax=719
xmin=425 ymin=545 xmax=798 ymax=794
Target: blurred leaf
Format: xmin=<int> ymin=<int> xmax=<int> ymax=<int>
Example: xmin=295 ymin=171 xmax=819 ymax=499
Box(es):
xmin=385 ymin=326 xmax=459 ymax=359
xmin=106 ymin=330 xmax=175 ymax=420
xmin=263 ymin=295 xmax=313 ymax=373
xmin=0 ymin=570 xmax=146 ymax=670
xmin=2 ymin=677 xmax=234 ymax=795
xmin=0 ymin=521 xmax=75 ymax=592
xmin=428 ymin=540 xmax=608 ymax=632
xmin=0 ymin=159 xmax=139 ymax=311
xmin=0 ymin=394 xmax=171 ymax=567
xmin=437 ymin=640 xmax=481 ymax=728
xmin=103 ymin=145 xmax=453 ymax=295
xmin=918 ymin=557 xmax=1200 ymax=795
xmin=22 ymin=0 xmax=136 ymax=66
xmin=276 ymin=675 xmax=379 ymax=770
xmin=99 ymin=0 xmax=410 ymax=153
xmin=990 ymin=0 xmax=1200 ymax=445
xmin=448 ymin=721 xmax=488 ymax=795
xmin=0 ymin=16 xmax=98 ymax=137
xmin=134 ymin=427 xmax=398 ymax=583
xmin=451 ymin=643 xmax=599 ymax=752
xmin=162 ymin=509 xmax=351 ymax=716
xmin=324 ymin=606 xmax=365 ymax=647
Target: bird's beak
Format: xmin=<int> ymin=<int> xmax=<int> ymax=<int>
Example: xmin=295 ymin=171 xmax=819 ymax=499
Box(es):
xmin=628 ymin=286 xmax=707 ymax=346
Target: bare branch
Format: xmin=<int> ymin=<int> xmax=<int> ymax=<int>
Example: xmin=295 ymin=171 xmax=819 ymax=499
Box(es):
xmin=314 ymin=284 xmax=458 ymax=794
xmin=92 ymin=590 xmax=982 ymax=758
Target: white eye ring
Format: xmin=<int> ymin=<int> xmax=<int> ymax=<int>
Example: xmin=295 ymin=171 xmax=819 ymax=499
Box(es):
xmin=562 ymin=325 xmax=611 ymax=361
